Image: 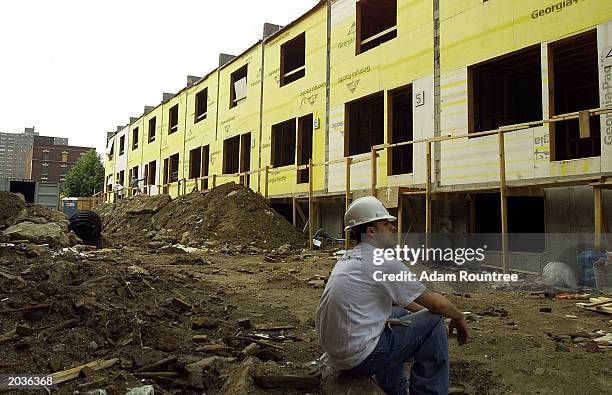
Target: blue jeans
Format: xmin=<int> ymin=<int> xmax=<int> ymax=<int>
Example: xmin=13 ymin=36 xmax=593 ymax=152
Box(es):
xmin=344 ymin=307 xmax=449 ymax=395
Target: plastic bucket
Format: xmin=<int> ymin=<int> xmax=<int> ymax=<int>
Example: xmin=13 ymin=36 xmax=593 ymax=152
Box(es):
xmin=593 ymin=259 xmax=612 ymax=293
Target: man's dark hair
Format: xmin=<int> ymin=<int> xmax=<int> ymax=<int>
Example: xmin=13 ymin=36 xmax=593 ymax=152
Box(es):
xmin=351 ymin=222 xmax=373 ymax=243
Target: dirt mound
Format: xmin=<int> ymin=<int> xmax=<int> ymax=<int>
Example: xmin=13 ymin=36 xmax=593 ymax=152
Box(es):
xmin=26 ymin=203 xmax=70 ymax=225
xmin=0 ymin=191 xmax=27 ymax=229
xmin=0 ymin=192 xmax=78 ymax=247
xmin=95 ymin=183 xmax=306 ymax=249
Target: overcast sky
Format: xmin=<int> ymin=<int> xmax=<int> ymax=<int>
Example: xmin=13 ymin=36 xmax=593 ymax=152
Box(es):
xmin=0 ymin=0 xmax=318 ymax=158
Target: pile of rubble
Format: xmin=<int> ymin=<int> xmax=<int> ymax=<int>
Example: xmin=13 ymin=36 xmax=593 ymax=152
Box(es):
xmin=0 ymin=192 xmax=80 ymax=248
xmin=0 ymin=240 xmax=377 ymax=394
xmin=94 ymin=183 xmax=306 ymax=250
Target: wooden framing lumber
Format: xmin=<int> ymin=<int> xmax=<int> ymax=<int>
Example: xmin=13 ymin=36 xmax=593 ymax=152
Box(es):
xmin=295 ymin=201 xmax=307 ymax=224
xmin=594 ymin=186 xmax=603 ymax=250
xmin=425 ymin=141 xmax=432 ymax=251
xmin=51 ymin=358 xmax=118 ymax=384
xmin=345 ymin=157 xmax=352 ymax=250
xmin=397 ymin=196 xmax=403 ymax=246
xmin=308 ymin=159 xmax=314 ymax=249
xmin=498 ymin=130 xmax=508 ymax=274
xmin=579 ymin=110 xmax=591 ymax=138
xmin=371 ymin=149 xmax=377 ymax=196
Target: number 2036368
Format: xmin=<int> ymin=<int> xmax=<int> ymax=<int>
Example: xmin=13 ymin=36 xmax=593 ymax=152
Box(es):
xmin=0 ymin=375 xmax=56 ymax=390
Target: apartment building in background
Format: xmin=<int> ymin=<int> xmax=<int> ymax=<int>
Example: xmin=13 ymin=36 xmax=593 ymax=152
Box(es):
xmin=25 ymin=136 xmax=92 ymax=188
xmin=0 ymin=127 xmax=71 ymax=180
xmin=0 ymin=127 xmax=39 ymax=179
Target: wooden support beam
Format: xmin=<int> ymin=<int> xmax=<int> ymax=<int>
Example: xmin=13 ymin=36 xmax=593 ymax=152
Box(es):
xmin=498 ymin=130 xmax=508 ymax=274
xmin=308 ymin=159 xmax=314 ymax=249
xmin=467 ymin=194 xmax=475 ymax=233
xmin=292 ymin=196 xmax=297 ymax=227
xmin=212 ymin=174 xmax=217 ymax=188
xmin=295 ymin=201 xmax=307 ymax=224
xmin=594 ymin=186 xmax=603 ymax=251
xmin=264 ymin=166 xmax=270 ymax=198
xmin=425 ymin=142 xmax=432 ymax=252
xmin=397 ymin=196 xmax=403 ymax=246
xmin=345 ymin=157 xmax=352 ymax=251
xmin=579 ymin=110 xmax=591 ymax=138
xmin=371 ymin=149 xmax=377 ymax=196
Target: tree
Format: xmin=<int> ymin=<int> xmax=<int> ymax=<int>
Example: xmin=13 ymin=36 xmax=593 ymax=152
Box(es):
xmin=64 ymin=150 xmax=105 ymax=197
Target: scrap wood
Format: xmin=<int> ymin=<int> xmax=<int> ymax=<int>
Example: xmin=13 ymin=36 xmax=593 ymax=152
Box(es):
xmin=134 ymin=356 xmax=177 ymax=373
xmin=79 ymin=366 xmax=97 ymax=379
xmin=242 ymin=342 xmax=261 ymax=356
xmin=548 ymin=330 xmax=608 ymax=343
xmin=51 ymin=358 xmax=118 ymax=384
xmin=598 ymin=306 xmax=612 ymax=314
xmin=576 ymin=297 xmax=612 ymax=314
xmin=38 ymin=318 xmax=79 ymax=338
xmin=195 ymin=343 xmax=235 ymax=353
xmin=0 ymin=303 xmax=50 ymax=314
xmin=225 ymin=336 xmax=284 ymax=351
xmin=593 ymin=333 xmax=612 ymax=344
xmin=254 ymin=324 xmax=296 ymax=331
xmin=577 ymin=297 xmax=612 ymax=307
xmin=253 ymin=373 xmax=321 ymax=389
xmin=140 ymin=277 xmax=155 ymax=290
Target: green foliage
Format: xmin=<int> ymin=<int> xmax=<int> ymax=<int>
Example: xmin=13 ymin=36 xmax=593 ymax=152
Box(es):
xmin=64 ymin=150 xmax=105 ymax=197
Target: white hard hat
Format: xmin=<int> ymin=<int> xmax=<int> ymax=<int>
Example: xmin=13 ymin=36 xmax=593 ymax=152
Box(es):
xmin=344 ymin=196 xmax=396 ymax=231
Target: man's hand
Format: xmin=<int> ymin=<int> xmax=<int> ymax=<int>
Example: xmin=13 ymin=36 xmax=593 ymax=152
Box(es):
xmin=448 ymin=317 xmax=468 ymax=346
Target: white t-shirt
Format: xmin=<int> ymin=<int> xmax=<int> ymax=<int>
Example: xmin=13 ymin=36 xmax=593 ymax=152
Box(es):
xmin=315 ymin=242 xmax=425 ymax=370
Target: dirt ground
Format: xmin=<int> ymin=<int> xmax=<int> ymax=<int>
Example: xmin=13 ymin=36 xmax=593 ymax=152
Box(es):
xmin=1 ymin=244 xmax=610 ymax=394
xmin=1 ymin=186 xmax=611 ymax=394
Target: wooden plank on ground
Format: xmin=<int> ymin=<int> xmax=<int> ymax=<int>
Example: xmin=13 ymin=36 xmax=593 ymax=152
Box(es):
xmin=576 ymin=297 xmax=612 ymax=314
xmin=51 ymin=358 xmax=118 ymax=384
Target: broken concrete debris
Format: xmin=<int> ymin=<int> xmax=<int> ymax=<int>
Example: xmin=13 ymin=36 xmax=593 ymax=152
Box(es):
xmin=0 ymin=192 xmax=80 ymax=247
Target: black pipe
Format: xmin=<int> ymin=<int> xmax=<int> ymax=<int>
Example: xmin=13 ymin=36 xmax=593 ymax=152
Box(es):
xmin=69 ymin=210 xmax=102 ymax=245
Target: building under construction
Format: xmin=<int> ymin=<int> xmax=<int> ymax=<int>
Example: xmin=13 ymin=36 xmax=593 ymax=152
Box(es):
xmin=103 ymin=0 xmax=612 ymax=273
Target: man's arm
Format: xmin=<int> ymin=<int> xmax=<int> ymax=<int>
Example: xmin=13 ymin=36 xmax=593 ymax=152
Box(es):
xmin=414 ymin=290 xmax=463 ymax=320
xmin=405 ymin=302 xmax=425 ymax=312
xmin=414 ymin=290 xmax=468 ymax=345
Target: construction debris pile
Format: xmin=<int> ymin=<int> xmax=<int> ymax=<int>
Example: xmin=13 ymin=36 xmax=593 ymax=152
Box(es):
xmin=0 ymin=192 xmax=80 ymax=248
xmin=94 ymin=183 xmax=306 ymax=250
xmin=0 ymin=244 xmax=331 ymax=394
